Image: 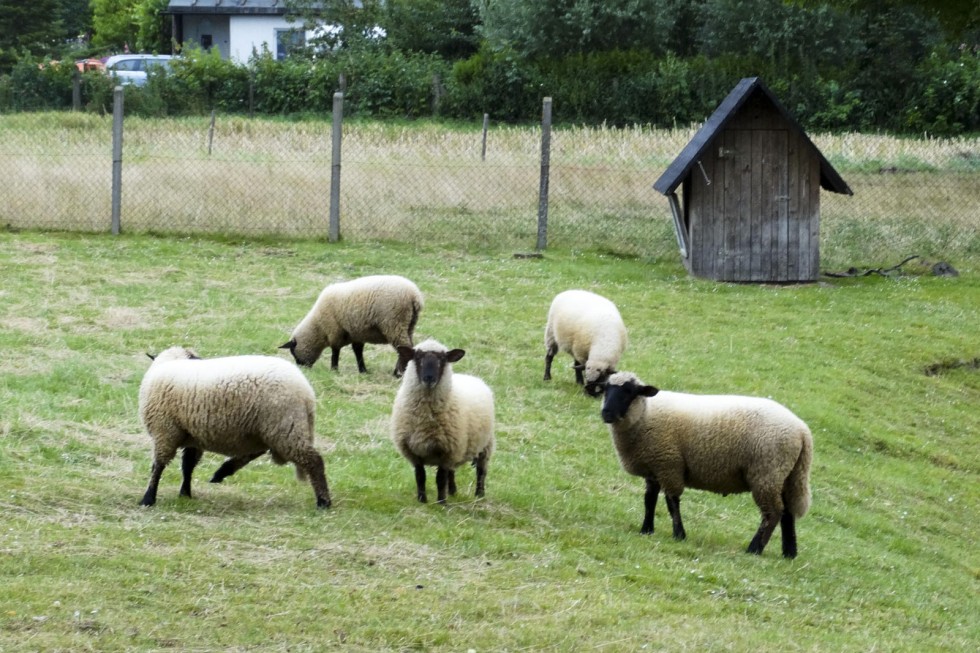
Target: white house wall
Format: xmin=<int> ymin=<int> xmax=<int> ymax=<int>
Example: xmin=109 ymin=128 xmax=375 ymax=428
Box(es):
xmin=229 ymin=16 xmax=314 ymax=63
xmin=180 ymin=15 xmax=231 ymax=60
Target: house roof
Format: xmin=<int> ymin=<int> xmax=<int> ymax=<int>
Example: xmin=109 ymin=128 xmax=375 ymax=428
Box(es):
xmin=165 ymin=0 xmax=289 ymax=15
xmin=652 ymin=77 xmax=852 ymax=196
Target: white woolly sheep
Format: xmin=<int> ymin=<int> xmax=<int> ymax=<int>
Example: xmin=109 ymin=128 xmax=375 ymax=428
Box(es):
xmin=596 ymin=371 xmax=812 ymax=558
xmin=138 ymin=346 xmax=331 ymax=509
xmin=390 ymin=339 xmax=495 ymax=504
xmin=544 ymin=289 xmax=628 ymax=394
xmin=280 ymin=274 xmax=423 ymax=376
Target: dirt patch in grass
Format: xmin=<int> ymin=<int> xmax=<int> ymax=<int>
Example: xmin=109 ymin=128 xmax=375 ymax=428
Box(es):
xmin=924 ymin=357 xmax=980 ymax=376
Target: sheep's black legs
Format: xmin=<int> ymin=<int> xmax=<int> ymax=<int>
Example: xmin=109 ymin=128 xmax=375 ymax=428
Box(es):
xmin=414 ymin=464 xmax=427 ymax=503
xmin=435 ymin=467 xmax=450 ymax=504
xmin=448 ymin=469 xmax=457 ymax=496
xmin=543 ymin=343 xmax=558 ymax=381
xmin=474 ymin=451 xmax=488 ymax=498
xmin=298 ymin=451 xmax=331 ymax=509
xmin=641 ymin=477 xmax=660 ymax=534
xmin=780 ymin=511 xmax=798 ymax=559
xmin=352 ymin=342 xmax=368 ymax=373
xmin=330 ymin=347 xmax=341 ymax=371
xmin=140 ymin=456 xmax=172 ymax=507
xmin=179 ymin=447 xmax=202 ymax=498
xmin=664 ymin=494 xmax=686 ymax=540
xmin=574 ymin=360 xmax=584 ymax=385
xmin=747 ymin=511 xmax=780 ymax=555
xmin=210 ymin=451 xmax=266 ymax=483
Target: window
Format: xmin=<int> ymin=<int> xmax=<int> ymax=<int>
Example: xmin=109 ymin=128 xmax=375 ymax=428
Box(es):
xmin=200 ymin=34 xmax=213 ymax=51
xmin=276 ymin=29 xmax=305 ymax=60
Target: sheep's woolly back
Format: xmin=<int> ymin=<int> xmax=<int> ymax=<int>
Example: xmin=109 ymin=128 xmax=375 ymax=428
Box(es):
xmin=605 ymin=371 xmax=812 ymax=517
xmin=390 ymin=339 xmax=495 ymax=470
xmin=139 ymin=349 xmax=317 ymax=458
xmin=546 ymin=289 xmax=627 ymax=382
xmin=291 ymin=275 xmax=423 ymax=362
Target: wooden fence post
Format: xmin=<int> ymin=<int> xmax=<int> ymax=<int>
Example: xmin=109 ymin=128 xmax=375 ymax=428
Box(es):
xmin=111 ymin=86 xmax=124 ymax=235
xmin=329 ymin=92 xmax=344 ymax=243
xmin=481 ymin=113 xmax=489 ymax=161
xmin=72 ymin=70 xmax=81 ymax=111
xmin=536 ymin=97 xmax=552 ymax=251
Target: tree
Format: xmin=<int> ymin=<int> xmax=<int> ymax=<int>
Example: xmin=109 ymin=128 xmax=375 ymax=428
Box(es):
xmin=474 ymin=0 xmax=675 ymax=59
xmin=90 ymin=0 xmax=139 ymax=51
xmin=0 ymin=0 xmax=65 ymax=70
xmin=285 ymin=0 xmax=386 ymax=51
xmin=383 ymin=0 xmax=479 ymax=59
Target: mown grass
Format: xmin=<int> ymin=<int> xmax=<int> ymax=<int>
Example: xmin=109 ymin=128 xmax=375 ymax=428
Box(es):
xmin=1 ymin=230 xmax=977 ymax=652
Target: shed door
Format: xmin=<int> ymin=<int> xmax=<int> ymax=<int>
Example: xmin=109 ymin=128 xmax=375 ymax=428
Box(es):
xmin=691 ymin=129 xmax=805 ymax=281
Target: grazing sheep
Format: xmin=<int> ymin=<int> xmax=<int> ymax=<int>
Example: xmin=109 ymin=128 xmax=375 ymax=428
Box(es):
xmin=597 ymin=371 xmax=812 ymax=558
xmin=544 ymin=289 xmax=627 ymax=394
xmin=138 ymin=347 xmax=331 ymax=509
xmin=390 ymin=339 xmax=495 ymax=504
xmin=280 ymin=274 xmax=423 ymax=376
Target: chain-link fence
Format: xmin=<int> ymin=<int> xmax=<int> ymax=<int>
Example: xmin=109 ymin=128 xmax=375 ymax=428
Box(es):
xmin=2 ymin=94 xmax=978 ymax=267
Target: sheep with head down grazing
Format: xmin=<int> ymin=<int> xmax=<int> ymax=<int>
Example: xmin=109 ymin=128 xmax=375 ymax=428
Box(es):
xmin=280 ymin=274 xmax=423 ymax=376
xmin=544 ymin=289 xmax=627 ymax=394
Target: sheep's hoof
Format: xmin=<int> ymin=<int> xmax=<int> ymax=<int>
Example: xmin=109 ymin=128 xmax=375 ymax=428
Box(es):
xmin=417 ymin=494 xmax=427 ymax=504
xmin=316 ymin=498 xmax=332 ymax=509
xmin=640 ymin=527 xmax=653 ymax=535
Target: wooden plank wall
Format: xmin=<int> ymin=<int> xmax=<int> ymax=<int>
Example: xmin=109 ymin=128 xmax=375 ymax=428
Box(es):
xmin=686 ymin=95 xmax=820 ymax=282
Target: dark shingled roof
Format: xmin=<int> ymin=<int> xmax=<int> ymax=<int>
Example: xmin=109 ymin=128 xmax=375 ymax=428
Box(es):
xmin=653 ymin=77 xmax=852 ymax=196
xmin=165 ymin=1 xmax=288 ymax=15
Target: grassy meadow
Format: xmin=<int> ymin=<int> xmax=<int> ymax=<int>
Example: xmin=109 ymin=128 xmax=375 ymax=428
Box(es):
xmin=1 ymin=228 xmax=978 ymax=651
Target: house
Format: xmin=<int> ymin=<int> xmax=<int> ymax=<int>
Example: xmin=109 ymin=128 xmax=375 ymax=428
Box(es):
xmin=165 ymin=0 xmax=315 ymax=63
xmin=652 ymin=77 xmax=852 ymax=283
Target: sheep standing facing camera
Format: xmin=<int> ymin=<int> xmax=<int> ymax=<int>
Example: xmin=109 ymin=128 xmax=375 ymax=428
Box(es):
xmin=138 ymin=347 xmax=331 ymax=509
xmin=597 ymin=371 xmax=812 ymax=558
xmin=390 ymin=339 xmax=495 ymax=504
xmin=544 ymin=289 xmax=627 ymax=394
xmin=280 ymin=274 xmax=423 ymax=376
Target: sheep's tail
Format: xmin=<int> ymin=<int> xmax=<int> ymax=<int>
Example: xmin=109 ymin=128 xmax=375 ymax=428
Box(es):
xmin=784 ymin=427 xmax=813 ymax=518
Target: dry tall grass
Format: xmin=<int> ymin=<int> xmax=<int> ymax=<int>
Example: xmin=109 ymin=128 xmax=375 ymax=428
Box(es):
xmin=1 ymin=113 xmax=977 ymax=263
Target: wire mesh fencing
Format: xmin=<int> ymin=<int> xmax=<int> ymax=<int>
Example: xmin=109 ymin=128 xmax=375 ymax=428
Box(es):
xmin=1 ymin=98 xmax=977 ymax=268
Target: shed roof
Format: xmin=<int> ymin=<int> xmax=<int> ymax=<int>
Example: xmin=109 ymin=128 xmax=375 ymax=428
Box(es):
xmin=653 ymin=77 xmax=852 ymax=196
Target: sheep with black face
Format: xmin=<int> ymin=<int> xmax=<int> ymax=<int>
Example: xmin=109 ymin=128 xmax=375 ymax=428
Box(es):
xmin=596 ymin=371 xmax=812 ymax=558
xmin=390 ymin=339 xmax=495 ymax=504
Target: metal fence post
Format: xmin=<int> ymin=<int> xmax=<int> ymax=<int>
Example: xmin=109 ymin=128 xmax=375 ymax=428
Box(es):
xmin=111 ymin=86 xmax=124 ymax=235
xmin=329 ymin=92 xmax=344 ymax=243
xmin=72 ymin=70 xmax=81 ymax=111
xmin=537 ymin=97 xmax=553 ymax=251
xmin=481 ymin=113 xmax=489 ymax=161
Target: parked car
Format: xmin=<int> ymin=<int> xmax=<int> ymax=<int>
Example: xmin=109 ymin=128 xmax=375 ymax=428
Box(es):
xmin=103 ymin=54 xmax=175 ymax=87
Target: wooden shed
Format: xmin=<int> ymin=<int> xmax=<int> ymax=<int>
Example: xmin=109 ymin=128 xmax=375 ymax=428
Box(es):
xmin=653 ymin=77 xmax=852 ymax=283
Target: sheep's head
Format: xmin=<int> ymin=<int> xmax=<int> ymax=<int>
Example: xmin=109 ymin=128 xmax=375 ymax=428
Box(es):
xmin=147 ymin=346 xmax=201 ymax=365
xmin=580 ymin=362 xmax=616 ymax=396
xmin=279 ymin=337 xmax=320 ymax=367
xmin=397 ymin=340 xmax=465 ymax=389
xmin=599 ymin=372 xmax=658 ymax=424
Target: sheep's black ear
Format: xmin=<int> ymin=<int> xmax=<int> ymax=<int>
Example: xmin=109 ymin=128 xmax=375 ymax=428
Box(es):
xmin=572 ymin=362 xmax=584 ymax=371
xmin=447 ymin=349 xmax=465 ymax=363
xmin=145 ymin=352 xmax=156 ymax=360
xmin=584 ymin=381 xmax=606 ymax=397
xmin=279 ymin=339 xmax=296 ymax=351
xmin=396 ymin=345 xmax=415 ymax=359
xmin=639 ymin=385 xmax=659 ymax=397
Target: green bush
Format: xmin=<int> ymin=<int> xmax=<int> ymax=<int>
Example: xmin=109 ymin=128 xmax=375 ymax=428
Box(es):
xmin=903 ymin=46 xmax=980 ymax=135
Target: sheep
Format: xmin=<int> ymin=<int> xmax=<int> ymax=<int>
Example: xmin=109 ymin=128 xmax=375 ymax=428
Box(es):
xmin=543 ymin=289 xmax=627 ymax=394
xmin=138 ymin=346 xmax=331 ymax=509
xmin=390 ymin=339 xmax=495 ymax=504
xmin=279 ymin=274 xmax=423 ymax=376
xmin=596 ymin=371 xmax=812 ymax=558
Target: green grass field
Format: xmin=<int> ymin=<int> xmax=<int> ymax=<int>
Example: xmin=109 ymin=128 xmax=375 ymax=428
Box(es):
xmin=1 ymin=231 xmax=977 ymax=651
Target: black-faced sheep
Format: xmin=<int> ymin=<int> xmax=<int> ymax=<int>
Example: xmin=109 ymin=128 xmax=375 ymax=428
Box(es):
xmin=596 ymin=371 xmax=812 ymax=558
xmin=390 ymin=339 xmax=495 ymax=504
xmin=280 ymin=274 xmax=423 ymax=376
xmin=138 ymin=347 xmax=331 ymax=509
xmin=544 ymin=289 xmax=627 ymax=394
